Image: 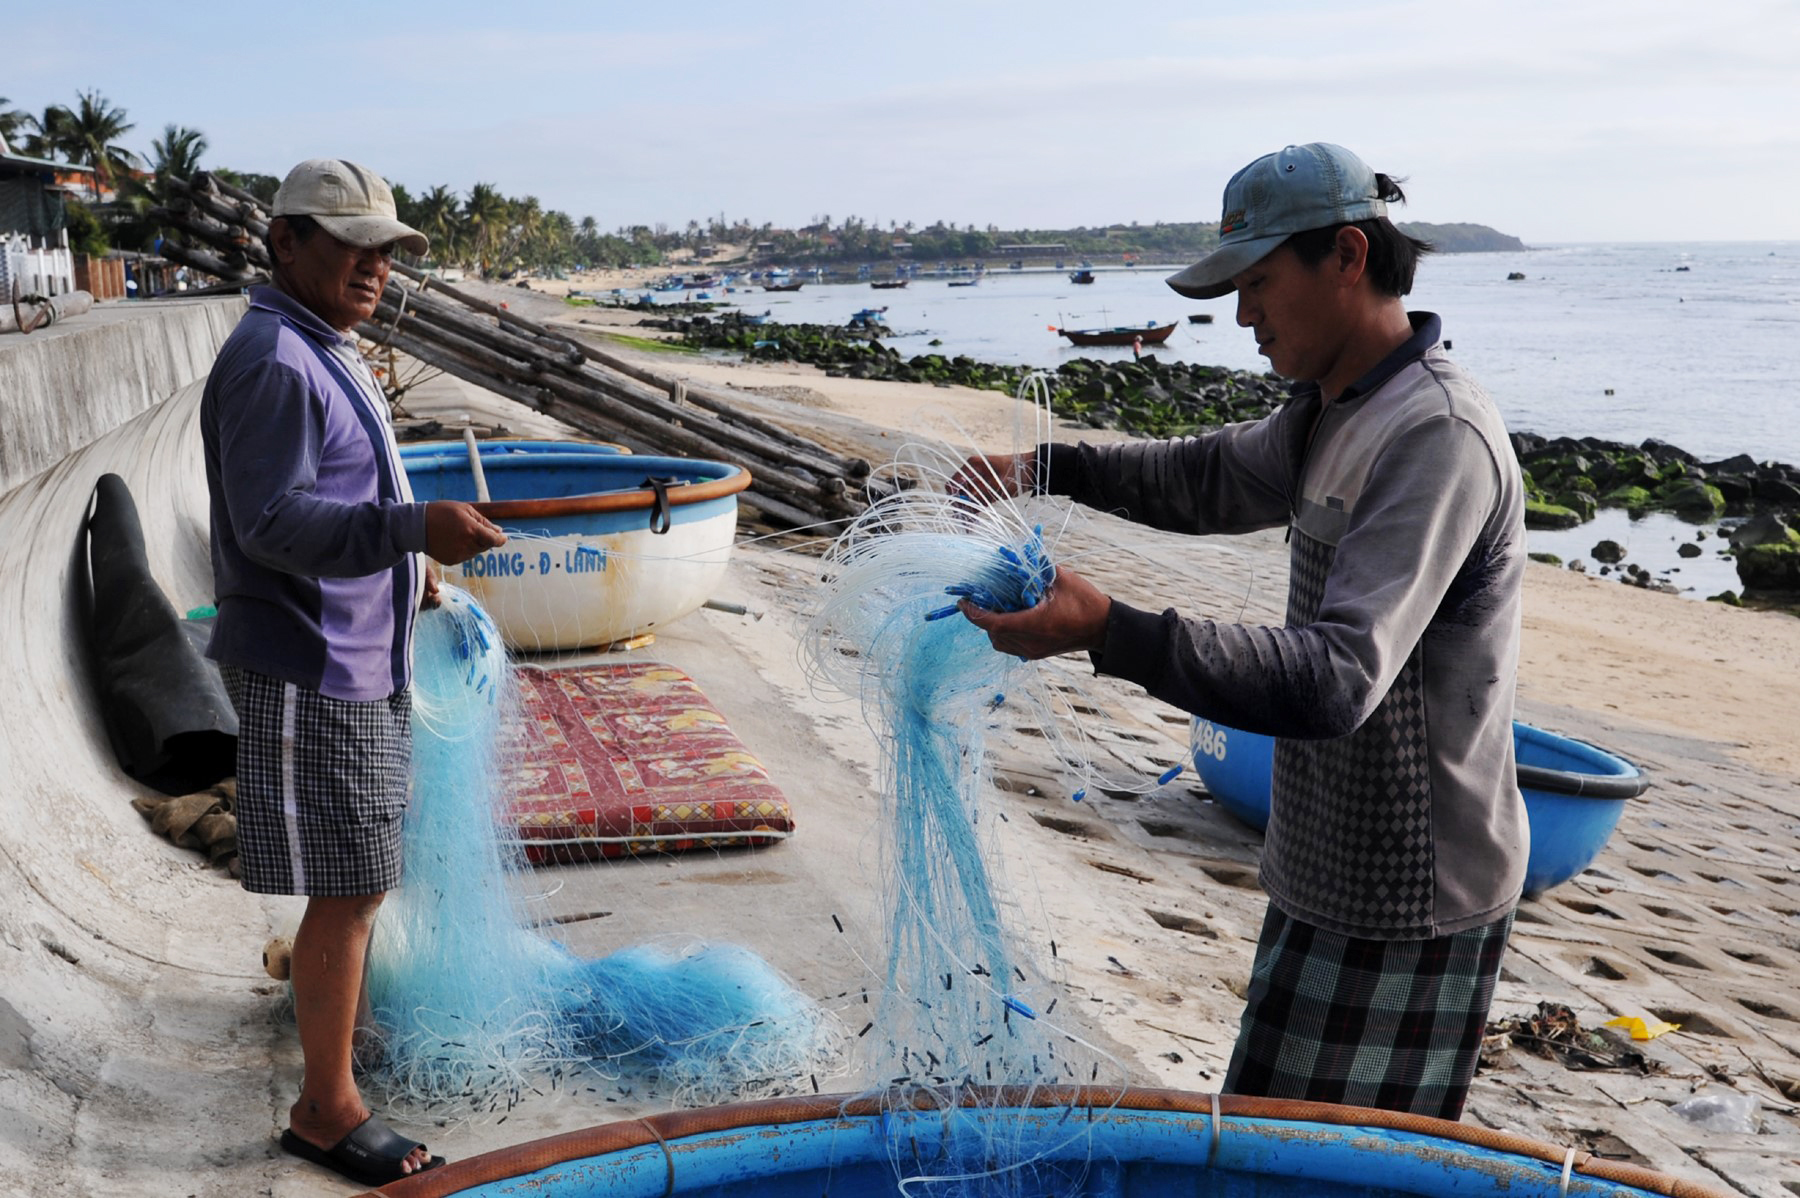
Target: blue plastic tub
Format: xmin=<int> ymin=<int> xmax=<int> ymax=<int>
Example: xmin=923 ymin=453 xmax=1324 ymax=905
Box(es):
xmin=1189 ymin=718 xmax=1649 ymax=895
xmin=396 ymin=1089 xmax=1704 ymax=1196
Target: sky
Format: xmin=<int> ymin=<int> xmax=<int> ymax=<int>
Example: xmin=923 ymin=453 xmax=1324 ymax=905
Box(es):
xmin=6 ymin=0 xmax=1799 ymax=243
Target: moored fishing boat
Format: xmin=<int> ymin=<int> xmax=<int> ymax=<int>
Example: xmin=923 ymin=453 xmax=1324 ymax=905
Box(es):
xmin=1055 ymin=320 xmax=1177 ymax=347
xmin=401 ymin=440 xmax=750 ymax=651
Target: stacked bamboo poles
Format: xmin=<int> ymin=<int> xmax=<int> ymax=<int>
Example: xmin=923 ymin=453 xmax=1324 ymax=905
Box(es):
xmin=153 ymin=172 xmax=876 ymax=529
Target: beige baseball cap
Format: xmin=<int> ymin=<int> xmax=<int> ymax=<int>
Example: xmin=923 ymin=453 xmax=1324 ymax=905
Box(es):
xmin=271 ymin=158 xmax=428 ymax=256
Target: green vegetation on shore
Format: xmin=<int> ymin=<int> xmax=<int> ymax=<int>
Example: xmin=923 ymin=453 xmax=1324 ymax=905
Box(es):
xmin=582 ymin=330 xmax=699 ymax=355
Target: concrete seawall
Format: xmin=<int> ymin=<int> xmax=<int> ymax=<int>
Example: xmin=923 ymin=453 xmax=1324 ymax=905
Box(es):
xmin=0 ymin=300 xmax=289 ymax=1197
xmin=0 ymin=298 xmax=244 ymax=496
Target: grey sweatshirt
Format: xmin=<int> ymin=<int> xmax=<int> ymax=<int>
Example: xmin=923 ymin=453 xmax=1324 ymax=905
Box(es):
xmin=1041 ymin=314 xmax=1527 ymax=938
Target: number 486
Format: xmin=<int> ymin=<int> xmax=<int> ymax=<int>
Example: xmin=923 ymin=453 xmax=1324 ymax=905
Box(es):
xmin=1194 ymin=720 xmax=1229 ymax=761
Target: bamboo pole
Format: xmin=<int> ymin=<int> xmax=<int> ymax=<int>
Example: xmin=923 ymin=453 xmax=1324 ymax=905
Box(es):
xmin=371 ymin=315 xmax=843 ymax=514
xmin=372 ymin=295 xmax=855 ymax=501
xmin=388 ymin=260 xmax=872 ymax=480
xmin=196 ymin=171 xmax=270 ymax=211
xmin=572 ymin=339 xmax=868 ymax=475
xmin=160 ymin=239 xmax=256 ymax=282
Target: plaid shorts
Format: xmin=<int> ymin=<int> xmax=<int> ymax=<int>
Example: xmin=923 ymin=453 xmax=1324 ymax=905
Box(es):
xmin=223 ymin=666 xmax=413 ymax=897
xmin=1223 ymin=904 xmax=1513 ymax=1120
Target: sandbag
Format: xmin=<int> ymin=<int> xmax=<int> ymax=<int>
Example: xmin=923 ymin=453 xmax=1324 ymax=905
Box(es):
xmin=84 ymin=473 xmax=236 ymax=795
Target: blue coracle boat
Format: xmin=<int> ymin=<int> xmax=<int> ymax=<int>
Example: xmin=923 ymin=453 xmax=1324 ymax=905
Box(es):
xmin=1188 ymin=717 xmax=1649 ymax=895
xmin=394 ymin=1088 xmax=1718 ymax=1196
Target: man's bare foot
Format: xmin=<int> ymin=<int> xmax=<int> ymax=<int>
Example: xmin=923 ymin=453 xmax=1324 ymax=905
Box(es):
xmin=288 ymin=1096 xmax=431 ymax=1175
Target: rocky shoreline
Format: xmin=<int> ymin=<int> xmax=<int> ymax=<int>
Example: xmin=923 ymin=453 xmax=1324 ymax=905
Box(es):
xmin=654 ymin=312 xmax=1800 ymax=603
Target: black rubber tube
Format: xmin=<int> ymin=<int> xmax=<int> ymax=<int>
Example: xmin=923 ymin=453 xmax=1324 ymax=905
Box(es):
xmin=1516 ymin=762 xmax=1649 ymax=800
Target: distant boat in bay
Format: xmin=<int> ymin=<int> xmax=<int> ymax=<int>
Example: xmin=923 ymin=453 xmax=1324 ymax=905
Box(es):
xmin=762 ymin=282 xmax=804 ymax=292
xmin=1069 ymin=269 xmax=1095 ymax=284
xmin=870 ymin=280 xmax=908 ymax=290
xmin=1055 ymin=320 xmax=1177 ymax=348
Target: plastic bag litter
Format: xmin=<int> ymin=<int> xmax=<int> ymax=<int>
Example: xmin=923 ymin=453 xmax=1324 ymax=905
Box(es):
xmin=1670 ymin=1089 xmax=1760 ymax=1134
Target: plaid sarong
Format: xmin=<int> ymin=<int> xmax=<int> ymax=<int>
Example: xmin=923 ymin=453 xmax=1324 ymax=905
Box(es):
xmin=224 ymin=666 xmax=412 ymax=897
xmin=1223 ymin=904 xmax=1512 ymax=1119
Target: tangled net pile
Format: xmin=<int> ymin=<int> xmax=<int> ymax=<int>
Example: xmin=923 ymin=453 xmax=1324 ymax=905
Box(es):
xmin=361 ymin=584 xmax=845 ymax=1120
xmin=807 ymin=436 xmax=1129 ymax=1195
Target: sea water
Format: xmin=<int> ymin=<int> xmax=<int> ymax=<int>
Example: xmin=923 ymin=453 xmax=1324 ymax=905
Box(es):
xmin=726 ymin=242 xmax=1800 ymax=466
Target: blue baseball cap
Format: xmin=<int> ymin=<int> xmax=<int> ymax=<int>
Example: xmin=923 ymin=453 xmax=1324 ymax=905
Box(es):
xmin=1167 ymin=143 xmax=1387 ymax=300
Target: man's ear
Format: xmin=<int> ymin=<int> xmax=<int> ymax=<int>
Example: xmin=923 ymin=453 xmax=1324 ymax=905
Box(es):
xmin=1333 ymin=225 xmax=1370 ymax=290
xmin=268 ymin=217 xmax=296 ymax=267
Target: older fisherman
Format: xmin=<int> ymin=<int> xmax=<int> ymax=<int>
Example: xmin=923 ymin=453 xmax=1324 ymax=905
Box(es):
xmin=201 ymin=158 xmax=505 ymax=1185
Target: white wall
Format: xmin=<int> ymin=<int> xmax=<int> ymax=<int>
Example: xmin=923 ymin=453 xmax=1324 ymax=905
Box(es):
xmin=0 ymin=230 xmax=76 ymax=298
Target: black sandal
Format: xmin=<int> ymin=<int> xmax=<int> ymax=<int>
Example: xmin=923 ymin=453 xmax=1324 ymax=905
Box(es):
xmin=280 ymin=1113 xmax=445 ymax=1187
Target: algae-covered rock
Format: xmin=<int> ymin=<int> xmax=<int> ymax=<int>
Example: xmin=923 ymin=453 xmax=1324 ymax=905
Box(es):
xmin=1525 ymin=500 xmax=1583 ymax=530
xmin=1707 ymin=590 xmax=1743 ymax=606
xmin=1727 ymin=513 xmax=1799 ymax=550
xmin=1755 ymin=476 xmax=1800 ymax=506
xmin=1592 ymin=540 xmax=1626 ymax=564
xmin=1528 ymin=552 xmax=1563 ymax=566
xmin=1657 ymin=478 xmax=1725 ymax=519
xmin=1554 ymin=491 xmax=1599 ymax=521
xmin=1736 ymin=543 xmax=1800 ymax=595
xmin=1602 ymin=484 xmax=1653 ymax=513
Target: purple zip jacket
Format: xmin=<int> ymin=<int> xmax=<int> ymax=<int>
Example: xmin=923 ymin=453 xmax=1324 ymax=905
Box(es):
xmin=201 ymin=286 xmax=427 ymax=701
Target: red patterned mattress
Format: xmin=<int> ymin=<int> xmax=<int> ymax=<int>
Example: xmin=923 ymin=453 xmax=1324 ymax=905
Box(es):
xmin=505 ymin=662 xmax=793 ymax=865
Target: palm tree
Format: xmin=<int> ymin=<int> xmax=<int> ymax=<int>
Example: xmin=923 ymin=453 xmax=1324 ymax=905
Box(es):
xmin=540 ymin=210 xmax=576 ymax=271
xmin=148 ymin=125 xmax=207 ymax=189
xmin=462 ymin=182 xmax=509 ymax=275
xmin=507 ymin=195 xmax=545 ymax=266
xmin=414 ymin=185 xmax=463 ymax=266
xmin=0 ymin=97 xmax=33 ymax=150
xmin=58 ymin=91 xmax=141 ymax=199
xmin=15 ymin=104 xmax=73 ymax=161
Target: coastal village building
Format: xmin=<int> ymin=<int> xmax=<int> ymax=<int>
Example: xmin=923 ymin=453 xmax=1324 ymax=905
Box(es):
xmin=0 ymin=132 xmax=91 ymax=298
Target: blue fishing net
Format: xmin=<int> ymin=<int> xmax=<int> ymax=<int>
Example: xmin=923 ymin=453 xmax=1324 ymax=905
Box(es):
xmin=807 ymin=454 xmax=1128 ymax=1195
xmin=361 ymin=585 xmax=844 ymax=1120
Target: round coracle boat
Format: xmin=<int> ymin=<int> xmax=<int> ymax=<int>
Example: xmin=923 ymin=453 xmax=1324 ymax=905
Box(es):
xmin=1188 ymin=718 xmax=1650 ymax=895
xmin=349 ymin=1087 xmax=1728 ymax=1197
xmin=402 ymin=439 xmax=749 ymax=651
